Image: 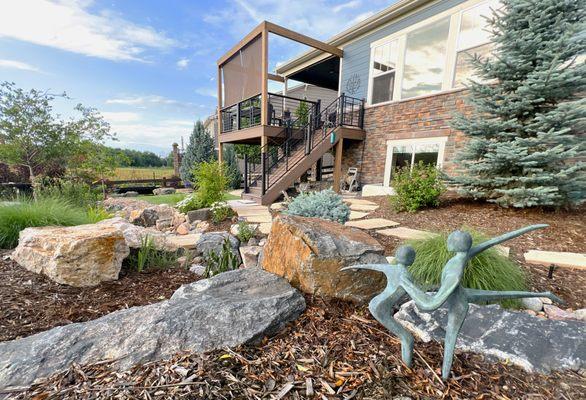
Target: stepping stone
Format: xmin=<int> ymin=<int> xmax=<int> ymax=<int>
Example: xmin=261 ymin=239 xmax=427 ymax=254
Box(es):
xmin=245 ymin=215 xmax=273 ymax=224
xmin=524 ymin=250 xmax=586 ymax=270
xmin=343 ymin=198 xmax=378 ymax=206
xmin=376 ymin=227 xmax=437 ymax=240
xmin=228 ymin=189 xmax=243 ymax=197
xmin=165 ymin=233 xmax=202 ymax=250
xmin=258 ymin=222 xmax=272 ymax=235
xmin=345 ymin=218 xmax=399 ymax=230
xmin=349 ymin=211 xmax=370 ymax=220
xmin=270 ymin=202 xmax=286 ymax=211
xmin=349 ymin=204 xmax=379 ymax=212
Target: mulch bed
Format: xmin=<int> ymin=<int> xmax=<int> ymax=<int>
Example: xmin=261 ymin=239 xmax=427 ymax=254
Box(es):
xmin=0 ymin=252 xmax=199 ymax=342
xmin=6 ymin=297 xmax=585 ymax=399
xmin=364 ymin=195 xmax=586 ymax=309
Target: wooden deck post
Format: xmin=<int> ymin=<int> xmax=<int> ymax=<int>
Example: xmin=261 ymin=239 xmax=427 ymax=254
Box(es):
xmin=333 ymin=138 xmax=344 ymax=193
xmin=218 ymin=142 xmax=224 ymax=164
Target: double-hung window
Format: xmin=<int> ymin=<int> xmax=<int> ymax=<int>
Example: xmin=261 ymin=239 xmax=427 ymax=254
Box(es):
xmin=371 ymin=40 xmax=399 ymax=104
xmin=453 ymin=1 xmax=496 ymax=87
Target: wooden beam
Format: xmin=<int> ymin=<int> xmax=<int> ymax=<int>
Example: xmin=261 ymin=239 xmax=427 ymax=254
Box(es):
xmin=218 ymin=142 xmax=224 ymax=164
xmin=217 ymin=22 xmax=265 ymax=66
xmin=217 ymin=65 xmax=223 ymax=134
xmin=266 ymin=21 xmax=343 ymax=58
xmin=261 ymin=27 xmax=269 ymax=127
xmin=333 ymin=138 xmax=344 ymax=193
xmin=268 ymin=73 xmax=285 ymax=82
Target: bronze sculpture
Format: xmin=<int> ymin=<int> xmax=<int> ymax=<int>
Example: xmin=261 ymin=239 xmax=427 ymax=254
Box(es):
xmin=344 ymin=224 xmax=564 ymax=380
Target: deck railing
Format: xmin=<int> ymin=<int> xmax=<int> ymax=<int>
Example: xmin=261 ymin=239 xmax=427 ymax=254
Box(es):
xmin=220 ymin=93 xmax=318 ymax=134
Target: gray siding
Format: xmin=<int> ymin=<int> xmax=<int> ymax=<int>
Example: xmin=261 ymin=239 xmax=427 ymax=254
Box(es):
xmin=285 ymin=84 xmax=338 ymax=106
xmin=340 ymin=0 xmax=466 ymax=100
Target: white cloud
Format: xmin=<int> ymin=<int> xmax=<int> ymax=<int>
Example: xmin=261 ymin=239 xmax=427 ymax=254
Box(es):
xmin=108 ymin=119 xmax=201 ymax=152
xmin=161 ymin=119 xmax=194 ymax=126
xmin=333 ymin=0 xmax=361 ymax=13
xmin=0 ymin=0 xmax=176 ymax=62
xmin=105 ymin=95 xmax=191 ymax=107
xmin=177 ymin=58 xmax=190 ymax=69
xmin=195 ymin=88 xmax=218 ymax=98
xmin=0 ymin=59 xmax=42 ymax=73
xmin=101 ymin=111 xmax=141 ymax=123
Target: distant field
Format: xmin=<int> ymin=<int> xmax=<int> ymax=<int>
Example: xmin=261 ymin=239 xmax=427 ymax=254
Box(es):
xmin=108 ymin=167 xmax=175 ymax=181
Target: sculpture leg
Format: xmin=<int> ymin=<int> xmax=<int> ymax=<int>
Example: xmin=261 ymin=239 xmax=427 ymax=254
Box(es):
xmin=371 ymin=301 xmax=414 ymax=367
xmin=464 ymin=288 xmax=563 ymax=304
xmin=442 ymin=297 xmax=468 ymax=380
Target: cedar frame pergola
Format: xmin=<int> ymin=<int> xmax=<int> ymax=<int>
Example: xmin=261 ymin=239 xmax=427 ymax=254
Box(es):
xmin=216 ymin=21 xmax=343 ymax=163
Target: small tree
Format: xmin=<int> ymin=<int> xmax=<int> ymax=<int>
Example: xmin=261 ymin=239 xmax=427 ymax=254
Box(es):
xmin=180 ymin=120 xmax=215 ymax=183
xmin=450 ymin=0 xmax=585 ymax=208
xmin=223 ymin=144 xmax=242 ymax=189
xmin=0 ymin=82 xmax=114 ymax=187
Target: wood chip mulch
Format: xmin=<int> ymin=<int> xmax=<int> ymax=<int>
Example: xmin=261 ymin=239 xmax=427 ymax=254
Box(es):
xmin=0 ymin=252 xmax=199 ymax=342
xmin=5 ymin=297 xmax=585 ymax=399
xmin=364 ymin=195 xmax=586 ymax=309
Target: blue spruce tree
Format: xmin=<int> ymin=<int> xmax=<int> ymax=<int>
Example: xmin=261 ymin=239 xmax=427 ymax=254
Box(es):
xmin=451 ymin=0 xmax=585 ymax=208
xmin=179 ymin=120 xmax=215 ymax=183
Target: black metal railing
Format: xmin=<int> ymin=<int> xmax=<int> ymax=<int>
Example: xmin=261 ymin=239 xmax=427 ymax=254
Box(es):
xmin=243 ymin=93 xmax=364 ymax=195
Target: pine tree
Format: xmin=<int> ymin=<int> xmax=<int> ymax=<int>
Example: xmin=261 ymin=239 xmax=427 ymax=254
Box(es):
xmin=222 ymin=144 xmax=242 ymax=189
xmin=451 ymin=0 xmax=585 ymax=208
xmin=179 ymin=120 xmax=215 ymax=183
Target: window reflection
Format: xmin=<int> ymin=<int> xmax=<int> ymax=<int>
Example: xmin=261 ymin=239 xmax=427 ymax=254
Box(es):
xmin=401 ymin=18 xmax=450 ymax=99
xmin=372 ymin=40 xmax=398 ymax=104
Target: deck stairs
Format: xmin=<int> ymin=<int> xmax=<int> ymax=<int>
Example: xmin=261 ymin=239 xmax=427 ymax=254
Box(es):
xmin=241 ymin=94 xmax=365 ymax=205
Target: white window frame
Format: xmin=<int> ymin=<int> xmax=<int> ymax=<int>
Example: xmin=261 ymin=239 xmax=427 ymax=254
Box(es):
xmin=383 ymin=136 xmax=448 ymax=187
xmin=366 ymin=0 xmax=492 ymax=107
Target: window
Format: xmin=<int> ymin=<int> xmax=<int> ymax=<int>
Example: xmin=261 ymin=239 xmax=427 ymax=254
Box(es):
xmin=383 ymin=137 xmax=448 ymax=186
xmin=371 ymin=40 xmax=398 ymax=104
xmin=401 ymin=18 xmax=451 ymax=99
xmin=453 ymin=1 xmax=496 ymax=87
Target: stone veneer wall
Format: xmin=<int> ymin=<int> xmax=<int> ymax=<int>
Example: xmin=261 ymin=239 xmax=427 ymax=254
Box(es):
xmin=342 ymin=88 xmax=474 ymax=185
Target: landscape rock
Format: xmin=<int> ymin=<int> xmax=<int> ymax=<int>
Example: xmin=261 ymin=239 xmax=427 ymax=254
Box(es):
xmin=240 ymin=246 xmax=263 ymax=268
xmin=544 ymin=304 xmax=575 ymax=320
xmin=395 ymin=301 xmax=586 ymax=374
xmin=12 ymin=224 xmax=129 ymax=287
xmin=247 ymin=237 xmax=259 ymax=247
xmin=521 ymin=297 xmax=543 ymax=312
xmin=0 ymin=268 xmax=306 ymax=389
xmin=187 ymin=208 xmax=211 ymax=223
xmin=122 ymin=191 xmax=139 ymax=197
xmin=230 ymin=223 xmax=259 ymax=237
xmin=176 ymin=222 xmax=191 ymax=235
xmin=261 ymin=214 xmax=387 ymax=304
xmin=195 ymin=232 xmax=240 ymax=261
xmin=102 ymin=197 xmax=151 ymax=215
xmin=155 ymin=217 xmax=174 ymax=231
xmin=196 ymin=221 xmax=210 ymax=232
xmin=129 ymin=207 xmax=160 ymax=227
xmin=97 ymin=217 xmax=167 ymax=250
xmin=189 ymin=264 xmax=206 ymax=276
xmin=153 ymin=187 xmax=176 ymax=195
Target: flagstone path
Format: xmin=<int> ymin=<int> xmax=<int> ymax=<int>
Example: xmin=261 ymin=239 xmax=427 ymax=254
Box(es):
xmin=525 ymin=250 xmax=586 ymax=270
xmin=345 ymin=218 xmax=400 ymax=230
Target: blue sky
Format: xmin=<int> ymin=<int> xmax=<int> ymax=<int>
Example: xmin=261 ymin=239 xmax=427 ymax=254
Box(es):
xmin=0 ymin=0 xmax=393 ymax=155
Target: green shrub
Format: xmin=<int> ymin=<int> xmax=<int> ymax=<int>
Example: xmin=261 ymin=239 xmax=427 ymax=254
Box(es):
xmin=176 ymin=193 xmax=205 ymax=213
xmin=204 ymin=238 xmax=240 ymax=278
xmin=125 ymin=235 xmax=179 ymax=272
xmin=210 ymin=201 xmax=234 ymax=223
xmin=286 ymin=189 xmax=350 ymax=224
xmin=390 ymin=161 xmax=445 ymax=213
xmin=35 ymin=177 xmax=101 ymax=208
xmin=0 ymin=197 xmax=93 ymax=249
xmin=236 ymin=221 xmax=255 ymax=242
xmin=407 ymin=230 xmax=527 ymax=308
xmin=86 ymin=206 xmax=112 ymax=223
xmin=192 ymin=161 xmax=228 ymax=207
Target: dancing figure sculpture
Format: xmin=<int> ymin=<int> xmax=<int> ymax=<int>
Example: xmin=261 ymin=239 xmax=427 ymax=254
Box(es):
xmin=341 ymin=245 xmax=418 ymax=366
xmin=345 ymin=224 xmax=564 ymax=380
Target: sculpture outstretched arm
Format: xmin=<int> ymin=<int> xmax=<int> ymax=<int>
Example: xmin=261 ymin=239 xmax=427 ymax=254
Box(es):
xmin=469 ymin=224 xmax=549 ymax=258
xmin=465 ymin=288 xmax=564 ymax=304
xmin=341 ymin=264 xmax=388 ymax=273
xmin=400 ymin=276 xmax=459 ymax=311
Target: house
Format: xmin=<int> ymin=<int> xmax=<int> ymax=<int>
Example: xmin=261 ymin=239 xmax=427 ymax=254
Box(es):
xmin=217 ymin=0 xmax=497 ymax=204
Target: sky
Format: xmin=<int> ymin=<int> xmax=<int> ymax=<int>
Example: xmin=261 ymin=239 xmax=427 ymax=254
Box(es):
xmin=0 ymin=0 xmax=394 ymax=155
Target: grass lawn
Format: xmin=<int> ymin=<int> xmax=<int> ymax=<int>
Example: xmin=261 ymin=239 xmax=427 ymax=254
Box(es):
xmin=138 ymin=192 xmax=241 ymax=206
xmin=108 ymin=167 xmax=175 ymax=180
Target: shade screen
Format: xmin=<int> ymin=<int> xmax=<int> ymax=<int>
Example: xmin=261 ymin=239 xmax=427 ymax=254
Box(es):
xmin=222 ymin=36 xmax=262 ymax=107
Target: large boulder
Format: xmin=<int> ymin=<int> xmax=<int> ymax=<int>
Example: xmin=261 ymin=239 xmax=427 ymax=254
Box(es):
xmin=97 ymin=217 xmax=168 ymax=249
xmin=0 ymin=268 xmax=306 ymax=389
xmin=12 ymin=224 xmax=129 ymax=287
xmin=395 ymin=301 xmax=586 ymax=374
xmin=196 ymin=231 xmax=240 ymax=260
xmin=261 ymin=215 xmax=387 ymax=303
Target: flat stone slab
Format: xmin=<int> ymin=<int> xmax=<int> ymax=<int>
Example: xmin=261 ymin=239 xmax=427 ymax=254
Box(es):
xmin=345 ymin=218 xmax=400 ymax=230
xmin=258 ymin=223 xmax=272 ymax=235
xmin=0 ymin=268 xmax=305 ymax=389
xmin=524 ymin=250 xmax=586 ymax=270
xmin=165 ymin=233 xmax=202 ymax=250
xmin=349 ymin=204 xmax=379 ymax=212
xmin=376 ymin=227 xmax=437 ymax=240
xmin=343 ymin=198 xmax=378 ymax=206
xmin=244 ymin=215 xmax=273 ymax=224
xmin=395 ymin=301 xmax=586 ymax=374
xmin=349 ymin=211 xmax=370 ymax=220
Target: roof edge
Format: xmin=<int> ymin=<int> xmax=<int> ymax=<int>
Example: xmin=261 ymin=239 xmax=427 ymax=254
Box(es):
xmin=276 ymin=0 xmax=430 ymax=75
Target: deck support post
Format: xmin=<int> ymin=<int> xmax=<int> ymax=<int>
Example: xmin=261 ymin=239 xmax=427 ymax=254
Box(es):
xmin=333 ymin=137 xmax=344 ymax=193
xmin=218 ymin=142 xmax=224 ymax=164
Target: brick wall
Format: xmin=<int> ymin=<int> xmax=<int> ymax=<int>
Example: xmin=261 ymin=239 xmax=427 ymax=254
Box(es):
xmin=342 ymin=88 xmax=473 ymax=185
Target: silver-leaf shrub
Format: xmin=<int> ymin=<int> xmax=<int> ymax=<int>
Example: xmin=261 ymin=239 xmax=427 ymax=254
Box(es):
xmin=286 ymin=189 xmax=350 ymax=224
